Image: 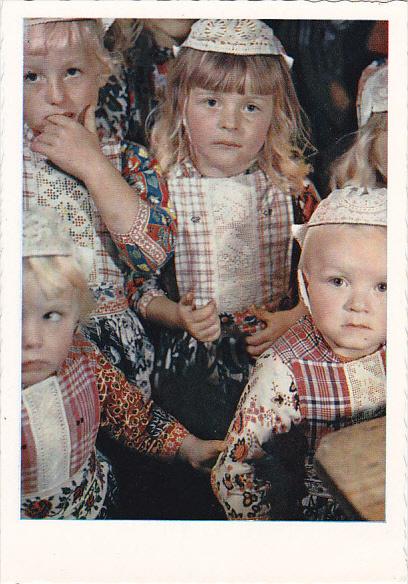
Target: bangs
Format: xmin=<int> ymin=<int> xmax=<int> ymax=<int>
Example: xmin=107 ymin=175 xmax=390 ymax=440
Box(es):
xmin=179 ymin=49 xmax=284 ymax=95
xmin=24 ymin=20 xmax=96 ymax=54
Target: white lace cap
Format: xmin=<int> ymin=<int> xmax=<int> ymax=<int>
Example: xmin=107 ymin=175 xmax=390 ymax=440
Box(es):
xmin=24 ymin=18 xmax=114 ymax=33
xmin=357 ymin=63 xmax=388 ymax=127
xmin=180 ymin=19 xmax=293 ymax=68
xmin=292 ymin=186 xmax=387 ymax=246
xmin=23 ymin=207 xmax=93 ymax=277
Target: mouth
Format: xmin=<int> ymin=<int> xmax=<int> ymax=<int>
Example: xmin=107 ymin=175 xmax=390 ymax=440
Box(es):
xmin=343 ymin=324 xmax=371 ymax=330
xmin=213 ymin=142 xmax=242 ymax=148
xmin=22 ymin=360 xmax=47 ymax=371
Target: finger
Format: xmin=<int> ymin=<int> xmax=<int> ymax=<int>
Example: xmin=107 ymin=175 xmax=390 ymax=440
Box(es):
xmin=83 ymin=105 xmax=97 ymax=133
xmin=246 ymin=341 xmax=273 ymax=357
xmin=192 ymin=301 xmax=218 ymax=322
xmin=45 ymin=114 xmax=75 ymax=127
xmin=198 ymin=324 xmax=221 ymax=343
xmin=252 ymin=306 xmax=273 ymax=322
xmin=245 ymin=328 xmax=271 ymax=346
xmin=180 ymin=291 xmax=195 ymax=307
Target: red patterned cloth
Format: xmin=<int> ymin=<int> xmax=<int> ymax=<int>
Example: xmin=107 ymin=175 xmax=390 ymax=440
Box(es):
xmin=212 ymin=315 xmax=386 ymax=519
xmin=21 ymin=331 xmax=189 ymax=518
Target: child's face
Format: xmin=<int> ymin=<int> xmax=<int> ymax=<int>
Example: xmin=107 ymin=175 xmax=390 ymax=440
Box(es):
xmin=186 ymin=88 xmax=273 ymax=177
xmin=22 ymin=270 xmax=79 ymax=387
xmin=303 ymin=225 xmax=386 ymax=360
xmin=24 ymin=34 xmax=102 ymax=133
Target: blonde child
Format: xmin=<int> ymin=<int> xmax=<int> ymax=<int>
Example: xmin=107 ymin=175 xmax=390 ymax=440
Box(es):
xmin=23 ymin=18 xmax=176 ymax=397
xmin=331 ymin=61 xmax=388 ymax=189
xmin=212 ymin=187 xmax=386 ymax=520
xmin=21 ymin=208 xmax=223 ymax=519
xmin=135 ymin=19 xmax=319 ymax=438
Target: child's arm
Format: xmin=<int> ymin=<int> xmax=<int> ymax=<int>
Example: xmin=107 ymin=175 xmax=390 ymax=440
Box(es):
xmin=96 ymin=347 xmax=223 ymax=470
xmin=211 ymin=350 xmax=302 ymax=519
xmin=145 ymin=292 xmax=221 ymax=343
xmin=31 ymin=107 xmax=175 ymax=273
xmin=246 ymin=302 xmax=307 ymax=357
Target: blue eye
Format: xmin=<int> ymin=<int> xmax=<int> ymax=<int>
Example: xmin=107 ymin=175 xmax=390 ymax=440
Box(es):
xmin=207 ymin=98 xmax=217 ymax=107
xmin=330 ymin=277 xmax=345 ymax=287
xmin=44 ymin=311 xmax=62 ymax=322
xmin=377 ymin=282 xmax=387 ymax=293
xmin=245 ymin=104 xmax=259 ymax=113
xmin=24 ymin=71 xmax=38 ymax=83
xmin=66 ymin=68 xmax=80 ymax=77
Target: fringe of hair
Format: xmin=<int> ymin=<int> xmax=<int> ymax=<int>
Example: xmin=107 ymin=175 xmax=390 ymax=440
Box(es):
xmin=24 ymin=20 xmax=123 ymax=81
xmin=24 ymin=256 xmax=95 ymax=323
xmin=330 ymin=112 xmax=387 ymax=190
xmin=150 ymin=48 xmax=313 ymax=194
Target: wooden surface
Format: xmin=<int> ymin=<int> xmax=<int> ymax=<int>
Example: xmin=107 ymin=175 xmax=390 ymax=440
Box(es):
xmin=314 ymin=417 xmax=386 ymax=521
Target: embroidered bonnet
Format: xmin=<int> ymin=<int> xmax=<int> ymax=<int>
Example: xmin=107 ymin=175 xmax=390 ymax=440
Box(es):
xmin=23 ymin=207 xmax=93 ymax=276
xmin=179 ymin=19 xmax=293 ymax=68
xmin=357 ymin=62 xmax=388 ymax=127
xmin=292 ymin=186 xmax=387 ymax=246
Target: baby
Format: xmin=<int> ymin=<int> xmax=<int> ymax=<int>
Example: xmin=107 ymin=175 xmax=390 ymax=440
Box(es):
xmin=21 ymin=208 xmax=222 ymax=519
xmin=212 ymin=187 xmax=386 ymax=520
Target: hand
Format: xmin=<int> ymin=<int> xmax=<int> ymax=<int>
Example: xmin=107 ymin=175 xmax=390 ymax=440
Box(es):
xmin=31 ymin=105 xmax=106 ymax=182
xmin=179 ymin=434 xmax=225 ymax=473
xmin=177 ymin=292 xmax=221 ymax=342
xmin=245 ymin=306 xmax=293 ymax=357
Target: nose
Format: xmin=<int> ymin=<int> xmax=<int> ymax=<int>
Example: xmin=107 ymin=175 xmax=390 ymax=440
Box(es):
xmin=46 ymin=78 xmax=65 ymax=105
xmin=346 ymin=287 xmax=369 ymax=313
xmin=22 ymin=318 xmax=44 ymax=350
xmin=219 ymin=104 xmax=239 ymax=130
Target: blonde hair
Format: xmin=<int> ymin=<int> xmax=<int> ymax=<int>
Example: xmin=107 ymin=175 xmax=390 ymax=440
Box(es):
xmin=24 ymin=256 xmax=95 ymax=323
xmin=151 ymin=48 xmax=311 ymax=194
xmin=24 ymin=20 xmax=121 ymax=82
xmin=330 ymin=112 xmax=387 ymax=189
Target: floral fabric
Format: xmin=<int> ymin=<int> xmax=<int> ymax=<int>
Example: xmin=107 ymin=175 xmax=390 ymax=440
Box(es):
xmin=21 ymin=331 xmax=189 ymax=519
xmin=211 ymin=315 xmax=386 ymax=520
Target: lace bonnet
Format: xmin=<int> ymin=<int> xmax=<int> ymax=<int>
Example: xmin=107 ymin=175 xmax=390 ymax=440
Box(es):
xmin=357 ymin=62 xmax=388 ymax=127
xmin=23 ymin=207 xmax=93 ymax=277
xmin=179 ymin=19 xmax=293 ymax=68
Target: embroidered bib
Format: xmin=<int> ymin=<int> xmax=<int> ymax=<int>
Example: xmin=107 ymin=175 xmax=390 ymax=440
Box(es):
xmin=168 ymin=168 xmax=293 ymax=313
xmin=23 ymin=128 xmax=125 ymax=293
xmin=21 ymin=352 xmax=100 ymax=496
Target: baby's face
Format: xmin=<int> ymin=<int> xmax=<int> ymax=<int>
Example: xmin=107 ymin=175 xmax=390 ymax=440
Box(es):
xmin=24 ymin=33 xmax=102 ymax=133
xmin=303 ymin=225 xmax=386 ymax=360
xmin=22 ymin=270 xmax=79 ymax=387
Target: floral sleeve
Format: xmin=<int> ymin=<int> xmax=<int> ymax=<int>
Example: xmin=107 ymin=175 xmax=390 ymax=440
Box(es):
xmin=211 ymin=349 xmax=302 ymax=519
xmin=95 ymin=348 xmax=189 ymax=459
xmin=109 ymin=142 xmax=177 ymax=275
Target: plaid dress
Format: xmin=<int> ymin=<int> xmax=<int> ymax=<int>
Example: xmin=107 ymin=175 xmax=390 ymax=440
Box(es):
xmin=21 ymin=331 xmax=189 ymax=520
xmin=134 ymin=161 xmax=319 ymax=439
xmin=23 ymin=127 xmax=175 ymax=397
xmin=211 ymin=315 xmax=386 ymax=520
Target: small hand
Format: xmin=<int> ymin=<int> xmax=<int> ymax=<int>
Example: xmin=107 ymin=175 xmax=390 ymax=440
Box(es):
xmin=179 ymin=434 xmax=225 ymax=473
xmin=177 ymin=292 xmax=221 ymax=342
xmin=31 ymin=105 xmax=104 ymax=182
xmin=245 ymin=306 xmax=291 ymax=357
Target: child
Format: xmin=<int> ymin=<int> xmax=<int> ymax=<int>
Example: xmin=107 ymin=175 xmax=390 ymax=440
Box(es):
xmin=135 ymin=19 xmax=319 ymax=439
xmin=21 ymin=208 xmax=224 ymax=519
xmin=97 ymin=19 xmax=196 ymax=144
xmin=331 ymin=61 xmax=388 ymax=189
xmin=23 ymin=17 xmax=175 ymax=397
xmin=211 ymin=186 xmax=386 ymax=520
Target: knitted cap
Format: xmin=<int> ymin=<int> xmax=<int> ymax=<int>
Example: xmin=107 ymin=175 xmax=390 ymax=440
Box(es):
xmin=357 ymin=62 xmax=388 ymax=127
xmin=23 ymin=207 xmax=93 ymax=277
xmin=292 ymin=186 xmax=387 ymax=245
xmin=180 ymin=19 xmax=293 ymax=68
